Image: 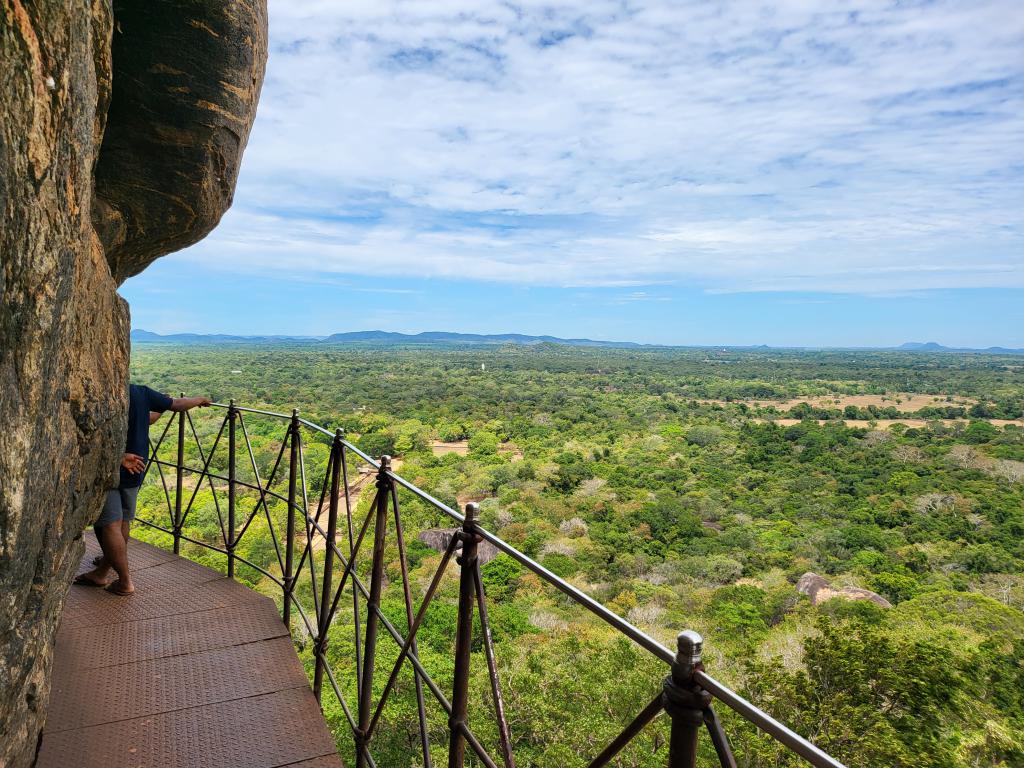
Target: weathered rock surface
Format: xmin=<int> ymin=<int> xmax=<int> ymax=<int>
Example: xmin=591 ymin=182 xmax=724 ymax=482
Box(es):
xmin=94 ymin=0 xmax=268 ymax=283
xmin=796 ymin=572 xmax=892 ymax=609
xmin=0 ymin=2 xmax=265 ymax=765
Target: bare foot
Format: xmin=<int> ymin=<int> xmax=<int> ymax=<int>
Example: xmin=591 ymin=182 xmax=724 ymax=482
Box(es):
xmin=74 ymin=570 xmax=112 ymax=588
xmin=106 ymin=579 xmax=135 ymax=596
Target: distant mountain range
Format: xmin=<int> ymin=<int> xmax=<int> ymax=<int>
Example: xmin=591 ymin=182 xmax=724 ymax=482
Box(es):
xmin=130 ymin=329 xmax=643 ymax=348
xmin=322 ymin=330 xmax=647 ymax=347
xmin=129 ymin=330 xmax=1024 ymax=354
xmin=897 ymin=342 xmax=1024 ymax=355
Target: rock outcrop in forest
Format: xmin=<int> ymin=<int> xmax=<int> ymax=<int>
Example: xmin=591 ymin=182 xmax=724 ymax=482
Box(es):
xmin=796 ymin=572 xmax=893 ymax=609
xmin=0 ymin=2 xmax=266 ymax=765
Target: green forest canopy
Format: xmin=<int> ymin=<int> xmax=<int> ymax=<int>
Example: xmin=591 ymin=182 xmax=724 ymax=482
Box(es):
xmin=131 ymin=343 xmax=1024 ymax=767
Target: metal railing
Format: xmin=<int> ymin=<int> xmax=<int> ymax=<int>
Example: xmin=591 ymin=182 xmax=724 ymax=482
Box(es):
xmin=138 ymin=399 xmax=846 ymax=768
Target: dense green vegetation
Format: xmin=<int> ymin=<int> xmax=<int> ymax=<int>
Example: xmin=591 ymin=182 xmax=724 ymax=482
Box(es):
xmin=131 ymin=344 xmax=1024 ymax=767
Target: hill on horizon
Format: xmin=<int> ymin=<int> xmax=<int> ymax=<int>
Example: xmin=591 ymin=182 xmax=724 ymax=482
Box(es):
xmin=129 ymin=329 xmax=1024 ymax=354
xmin=898 ymin=341 xmax=1024 ymax=354
xmin=130 ymin=328 xmax=644 ymax=349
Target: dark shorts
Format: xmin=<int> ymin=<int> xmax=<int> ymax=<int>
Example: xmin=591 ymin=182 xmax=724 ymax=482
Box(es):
xmin=95 ymin=486 xmax=140 ymax=529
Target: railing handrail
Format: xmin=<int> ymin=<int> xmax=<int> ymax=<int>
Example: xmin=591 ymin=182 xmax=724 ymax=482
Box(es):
xmin=146 ymin=400 xmax=846 ymax=768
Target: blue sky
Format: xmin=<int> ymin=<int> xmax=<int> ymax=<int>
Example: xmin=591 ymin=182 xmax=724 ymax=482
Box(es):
xmin=122 ymin=0 xmax=1024 ymax=347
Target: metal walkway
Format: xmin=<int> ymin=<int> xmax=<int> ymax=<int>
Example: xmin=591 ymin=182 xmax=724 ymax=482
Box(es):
xmin=37 ymin=532 xmax=343 ymax=768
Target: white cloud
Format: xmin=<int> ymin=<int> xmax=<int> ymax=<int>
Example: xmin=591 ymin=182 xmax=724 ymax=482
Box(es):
xmin=183 ymin=0 xmax=1024 ymax=293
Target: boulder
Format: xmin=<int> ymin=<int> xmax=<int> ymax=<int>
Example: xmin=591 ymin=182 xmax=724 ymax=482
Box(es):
xmin=418 ymin=529 xmax=502 ymax=567
xmin=0 ymin=3 xmax=265 ymax=764
xmin=94 ymin=0 xmax=268 ymax=282
xmin=796 ymin=572 xmax=892 ymax=609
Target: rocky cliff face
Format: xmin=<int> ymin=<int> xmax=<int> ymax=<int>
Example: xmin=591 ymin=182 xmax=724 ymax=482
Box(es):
xmin=0 ymin=3 xmax=266 ymax=765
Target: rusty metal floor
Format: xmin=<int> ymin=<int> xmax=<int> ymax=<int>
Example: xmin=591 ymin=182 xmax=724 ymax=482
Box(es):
xmin=37 ymin=532 xmax=344 ymax=768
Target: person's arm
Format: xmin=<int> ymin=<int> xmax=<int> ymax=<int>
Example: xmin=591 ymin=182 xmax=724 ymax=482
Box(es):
xmin=149 ymin=411 xmax=163 ymax=425
xmin=170 ymin=395 xmax=212 ymax=412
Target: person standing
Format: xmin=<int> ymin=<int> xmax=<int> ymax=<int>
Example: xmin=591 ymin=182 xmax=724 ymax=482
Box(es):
xmin=76 ymin=385 xmax=211 ymax=595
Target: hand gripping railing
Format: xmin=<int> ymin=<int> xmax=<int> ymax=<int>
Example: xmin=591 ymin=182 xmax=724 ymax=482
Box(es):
xmin=139 ymin=400 xmax=847 ymax=768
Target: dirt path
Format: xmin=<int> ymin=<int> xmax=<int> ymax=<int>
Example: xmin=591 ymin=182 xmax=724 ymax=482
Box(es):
xmin=432 ymin=439 xmax=524 ymax=461
xmin=431 ymin=440 xmax=468 ymax=456
xmin=308 ymin=457 xmax=403 ymax=551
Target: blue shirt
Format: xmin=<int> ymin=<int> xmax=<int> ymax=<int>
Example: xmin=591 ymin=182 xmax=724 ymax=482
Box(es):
xmin=121 ymin=384 xmax=173 ymax=488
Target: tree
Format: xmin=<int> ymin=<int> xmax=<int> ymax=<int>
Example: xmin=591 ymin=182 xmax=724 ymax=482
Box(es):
xmin=686 ymin=425 xmax=723 ymax=447
xmin=964 ymin=420 xmax=998 ymax=444
xmin=468 ymin=430 xmax=499 ymax=455
xmin=357 ymin=430 xmax=396 ymax=459
xmin=737 ymin=617 xmax=966 ymax=767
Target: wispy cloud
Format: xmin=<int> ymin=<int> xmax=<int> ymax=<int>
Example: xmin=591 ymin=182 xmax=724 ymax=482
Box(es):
xmin=609 ymin=291 xmax=672 ymax=305
xmin=180 ymin=0 xmax=1024 ymax=294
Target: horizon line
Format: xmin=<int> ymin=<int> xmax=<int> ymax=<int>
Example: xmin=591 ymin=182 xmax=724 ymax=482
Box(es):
xmin=130 ymin=328 xmax=1024 ymax=353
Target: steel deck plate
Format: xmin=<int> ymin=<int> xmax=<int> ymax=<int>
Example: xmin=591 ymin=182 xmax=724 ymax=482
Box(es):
xmin=38 ymin=532 xmax=343 ymax=768
xmin=46 ymin=636 xmax=308 ymax=732
xmin=38 ymin=688 xmax=340 ymax=768
xmin=59 ymin=573 xmax=259 ymax=630
xmin=76 ymin=534 xmax=179 ymax=574
xmin=52 ymin=602 xmax=289 ymax=673
xmin=74 ymin=551 xmax=228 ymax=592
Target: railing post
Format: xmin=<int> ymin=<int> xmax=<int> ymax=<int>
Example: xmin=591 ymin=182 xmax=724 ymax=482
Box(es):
xmin=173 ymin=394 xmax=185 ymax=554
xmin=313 ymin=429 xmax=343 ymax=702
xmin=227 ymin=399 xmax=237 ymax=578
xmin=283 ymin=409 xmax=300 ymax=628
xmin=664 ymin=630 xmax=710 ymax=768
xmin=448 ymin=502 xmax=481 ymax=768
xmin=356 ymin=454 xmax=391 ymax=768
